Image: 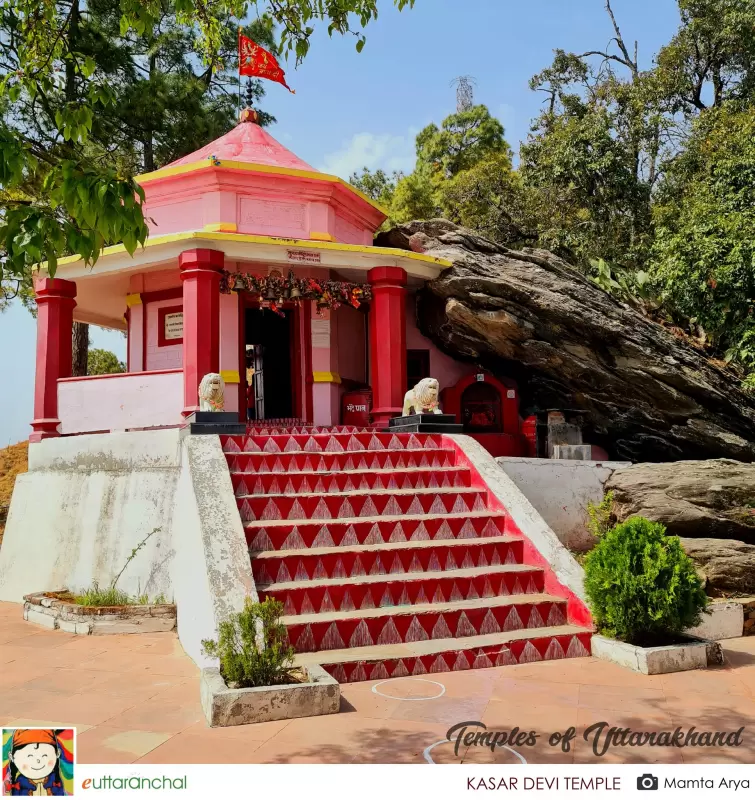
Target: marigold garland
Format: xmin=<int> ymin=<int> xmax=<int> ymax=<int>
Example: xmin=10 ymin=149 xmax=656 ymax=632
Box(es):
xmin=219 ymin=270 xmax=371 ymax=315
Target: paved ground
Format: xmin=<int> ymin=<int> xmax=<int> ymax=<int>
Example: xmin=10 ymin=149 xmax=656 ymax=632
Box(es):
xmin=2 ymin=601 xmax=755 ymax=764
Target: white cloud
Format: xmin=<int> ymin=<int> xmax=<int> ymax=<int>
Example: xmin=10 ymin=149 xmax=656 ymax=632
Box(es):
xmin=318 ymin=130 xmax=418 ymax=180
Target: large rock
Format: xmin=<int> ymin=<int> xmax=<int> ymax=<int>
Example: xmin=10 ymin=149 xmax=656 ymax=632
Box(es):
xmin=377 ymin=220 xmax=755 ymax=462
xmin=679 ymin=538 xmax=755 ymax=594
xmin=606 ymin=459 xmax=755 ymax=544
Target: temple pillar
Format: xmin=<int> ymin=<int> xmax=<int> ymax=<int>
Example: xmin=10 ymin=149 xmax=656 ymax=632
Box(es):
xmin=179 ymin=248 xmax=224 ymax=416
xmin=30 ymin=278 xmax=77 ymax=442
xmin=368 ymin=266 xmax=407 ymax=429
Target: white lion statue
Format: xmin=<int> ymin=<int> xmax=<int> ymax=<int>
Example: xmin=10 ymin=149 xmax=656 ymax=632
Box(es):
xmin=403 ymin=377 xmax=442 ymax=416
xmin=198 ymin=373 xmax=225 ymax=412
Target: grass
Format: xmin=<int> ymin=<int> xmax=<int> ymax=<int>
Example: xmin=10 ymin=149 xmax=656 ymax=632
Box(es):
xmin=0 ymin=441 xmax=28 ymax=548
xmin=73 ymin=583 xmax=167 ymax=607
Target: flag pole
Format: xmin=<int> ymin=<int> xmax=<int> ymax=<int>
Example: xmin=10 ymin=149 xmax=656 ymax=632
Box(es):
xmin=237 ymin=26 xmax=243 ymax=115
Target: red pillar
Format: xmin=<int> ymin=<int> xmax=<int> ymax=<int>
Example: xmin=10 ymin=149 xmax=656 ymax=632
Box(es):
xmin=368 ymin=266 xmax=407 ymax=429
xmin=179 ymin=248 xmax=224 ymax=416
xmin=30 ymin=278 xmax=77 ymax=442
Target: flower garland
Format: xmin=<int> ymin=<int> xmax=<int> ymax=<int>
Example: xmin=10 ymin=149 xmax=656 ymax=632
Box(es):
xmin=219 ymin=270 xmax=371 ymax=316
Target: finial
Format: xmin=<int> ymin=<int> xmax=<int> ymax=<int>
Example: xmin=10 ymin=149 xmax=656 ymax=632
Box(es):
xmin=239 ymin=107 xmax=259 ymax=124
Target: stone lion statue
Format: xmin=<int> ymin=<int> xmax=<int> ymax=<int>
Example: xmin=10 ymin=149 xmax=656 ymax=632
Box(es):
xmin=403 ymin=377 xmax=442 ymax=416
xmin=198 ymin=373 xmax=225 ymax=412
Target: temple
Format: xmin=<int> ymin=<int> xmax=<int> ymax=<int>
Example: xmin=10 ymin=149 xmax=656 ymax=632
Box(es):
xmin=29 ymin=110 xmax=529 ymax=455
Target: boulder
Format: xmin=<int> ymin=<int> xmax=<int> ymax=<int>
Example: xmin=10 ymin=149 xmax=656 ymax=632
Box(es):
xmin=377 ymin=220 xmax=755 ymax=462
xmin=606 ymin=459 xmax=755 ymax=544
xmin=679 ymin=538 xmax=755 ymax=594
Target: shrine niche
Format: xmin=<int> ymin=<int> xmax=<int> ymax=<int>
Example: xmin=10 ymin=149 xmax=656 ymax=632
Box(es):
xmin=441 ymin=372 xmax=526 ymax=458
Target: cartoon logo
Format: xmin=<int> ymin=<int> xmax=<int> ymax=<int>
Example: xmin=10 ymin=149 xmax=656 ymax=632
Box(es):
xmin=2 ymin=728 xmax=74 ymax=796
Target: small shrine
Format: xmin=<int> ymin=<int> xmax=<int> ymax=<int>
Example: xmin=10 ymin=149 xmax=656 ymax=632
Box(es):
xmin=29 ymin=109 xmax=530 ymax=457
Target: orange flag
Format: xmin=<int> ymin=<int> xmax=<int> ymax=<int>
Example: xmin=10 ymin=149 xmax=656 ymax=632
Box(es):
xmin=239 ymin=34 xmax=295 ymax=94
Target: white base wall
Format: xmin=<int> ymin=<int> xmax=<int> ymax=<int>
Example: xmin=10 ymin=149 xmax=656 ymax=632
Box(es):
xmin=496 ymin=456 xmax=629 ymax=551
xmin=0 ymin=430 xmax=255 ymax=667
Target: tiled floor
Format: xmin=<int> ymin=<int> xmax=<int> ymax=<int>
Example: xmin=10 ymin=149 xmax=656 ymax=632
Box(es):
xmin=2 ymin=601 xmax=755 ymax=764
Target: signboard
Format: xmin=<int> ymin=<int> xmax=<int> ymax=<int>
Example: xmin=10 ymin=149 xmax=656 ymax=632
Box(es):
xmin=311 ymin=319 xmax=331 ymax=348
xmin=288 ymin=249 xmax=321 ymax=264
xmin=164 ymin=312 xmax=184 ymax=341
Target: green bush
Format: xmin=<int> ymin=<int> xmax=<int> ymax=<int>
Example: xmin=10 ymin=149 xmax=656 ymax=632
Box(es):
xmin=584 ymin=516 xmax=708 ymax=646
xmin=201 ymin=597 xmax=295 ymax=688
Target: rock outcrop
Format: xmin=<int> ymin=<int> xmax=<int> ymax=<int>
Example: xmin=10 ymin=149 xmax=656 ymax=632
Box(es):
xmin=377 ymin=220 xmax=755 ymax=462
xmin=605 ymin=459 xmax=755 ymax=593
xmin=679 ymin=538 xmax=755 ymax=594
xmin=606 ymin=459 xmax=755 ymax=544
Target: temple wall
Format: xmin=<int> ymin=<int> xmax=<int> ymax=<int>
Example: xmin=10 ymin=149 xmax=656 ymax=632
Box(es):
xmin=405 ymin=293 xmax=469 ymax=392
xmin=146 ymin=297 xmax=183 ymax=371
xmin=336 ymin=306 xmax=367 ymax=385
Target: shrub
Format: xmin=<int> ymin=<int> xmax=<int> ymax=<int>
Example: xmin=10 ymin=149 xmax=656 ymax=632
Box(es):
xmin=586 ymin=491 xmax=614 ymax=540
xmin=201 ymin=597 xmax=295 ymax=689
xmin=584 ymin=516 xmax=708 ymax=646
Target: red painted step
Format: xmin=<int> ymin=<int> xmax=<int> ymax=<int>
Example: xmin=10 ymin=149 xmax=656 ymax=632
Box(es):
xmin=237 ymin=488 xmax=488 ymax=522
xmin=251 ymin=537 xmax=524 ymax=584
xmin=284 ymin=594 xmax=569 ymax=653
xmin=227 ymin=448 xmax=455 ymax=474
xmin=222 ymin=432 xmax=443 ymax=454
xmin=231 ymin=466 xmax=472 ymax=495
xmin=304 ymin=628 xmax=592 ymax=682
xmin=245 ymin=512 xmax=508 ymax=551
xmin=260 ymin=564 xmax=547 ymax=615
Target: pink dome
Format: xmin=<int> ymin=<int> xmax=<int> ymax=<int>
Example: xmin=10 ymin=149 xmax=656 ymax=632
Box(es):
xmin=165 ymin=117 xmax=316 ymax=172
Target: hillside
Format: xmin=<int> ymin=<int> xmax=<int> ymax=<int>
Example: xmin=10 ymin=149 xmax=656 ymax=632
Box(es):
xmin=0 ymin=441 xmax=28 ymax=547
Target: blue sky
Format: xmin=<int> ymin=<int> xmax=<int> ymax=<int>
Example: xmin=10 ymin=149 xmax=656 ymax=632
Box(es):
xmin=0 ymin=0 xmax=682 ymax=446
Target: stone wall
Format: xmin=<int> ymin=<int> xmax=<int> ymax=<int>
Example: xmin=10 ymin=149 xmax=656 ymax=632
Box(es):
xmin=0 ymin=429 xmax=255 ymax=667
xmin=496 ymin=456 xmax=630 ymax=551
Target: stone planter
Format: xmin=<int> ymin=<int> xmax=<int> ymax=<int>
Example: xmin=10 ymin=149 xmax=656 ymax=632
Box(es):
xmin=23 ymin=592 xmax=176 ymax=635
xmin=686 ymin=601 xmax=744 ymax=641
xmin=200 ymin=665 xmax=340 ymax=727
xmin=591 ymin=633 xmax=709 ymax=675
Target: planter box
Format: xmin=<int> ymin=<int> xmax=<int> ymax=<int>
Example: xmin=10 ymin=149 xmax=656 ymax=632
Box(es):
xmin=685 ymin=601 xmax=744 ymax=641
xmin=200 ymin=665 xmax=340 ymax=727
xmin=591 ymin=634 xmax=708 ymax=675
xmin=23 ymin=592 xmax=176 ymax=635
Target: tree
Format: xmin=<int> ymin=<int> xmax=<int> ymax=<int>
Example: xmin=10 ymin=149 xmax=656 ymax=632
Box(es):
xmin=0 ymin=0 xmax=417 ymax=295
xmin=87 ymin=347 xmax=126 ymax=375
xmin=349 ymin=167 xmax=400 ymax=208
xmin=651 ymin=104 xmax=755 ymax=379
xmin=415 ymin=104 xmax=510 ymax=180
xmin=437 ymin=154 xmax=536 ymax=246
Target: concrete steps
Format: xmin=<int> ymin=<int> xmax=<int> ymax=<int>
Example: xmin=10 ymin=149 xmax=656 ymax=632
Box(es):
xmin=222 ymin=426 xmax=592 ymax=682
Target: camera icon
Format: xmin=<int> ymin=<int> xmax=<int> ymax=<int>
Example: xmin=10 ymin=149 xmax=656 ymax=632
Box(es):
xmin=637 ymin=774 xmax=658 ymax=791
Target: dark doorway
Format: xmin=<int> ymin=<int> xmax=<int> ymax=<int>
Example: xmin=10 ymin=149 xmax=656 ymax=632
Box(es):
xmin=245 ymin=307 xmax=294 ymax=420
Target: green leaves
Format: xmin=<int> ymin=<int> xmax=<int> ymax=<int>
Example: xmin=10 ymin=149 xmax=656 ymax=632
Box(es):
xmin=584 ymin=516 xmax=708 ymax=645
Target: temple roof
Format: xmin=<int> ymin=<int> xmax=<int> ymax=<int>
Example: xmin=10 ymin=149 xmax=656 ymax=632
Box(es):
xmin=164 ymin=114 xmax=316 ymax=173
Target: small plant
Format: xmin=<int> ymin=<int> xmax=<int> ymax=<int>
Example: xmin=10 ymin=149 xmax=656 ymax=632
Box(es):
xmin=73 ymin=527 xmax=163 ymax=606
xmin=586 ymin=491 xmax=614 ymax=540
xmin=202 ymin=597 xmax=296 ymax=689
xmin=584 ymin=516 xmax=708 ymax=647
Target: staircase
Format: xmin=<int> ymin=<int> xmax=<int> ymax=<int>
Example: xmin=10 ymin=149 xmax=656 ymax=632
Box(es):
xmin=221 ymin=427 xmax=592 ymax=683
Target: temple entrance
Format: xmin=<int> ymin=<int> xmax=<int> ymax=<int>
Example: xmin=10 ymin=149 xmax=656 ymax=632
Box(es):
xmin=244 ymin=307 xmax=294 ymax=421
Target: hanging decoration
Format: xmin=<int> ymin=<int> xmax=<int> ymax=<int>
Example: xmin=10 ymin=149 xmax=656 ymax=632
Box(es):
xmin=219 ymin=270 xmax=371 ymax=316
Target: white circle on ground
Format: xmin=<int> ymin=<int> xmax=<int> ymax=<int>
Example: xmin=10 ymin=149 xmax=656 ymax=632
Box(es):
xmin=423 ymin=739 xmax=528 ymax=765
xmin=371 ymin=677 xmax=446 ymax=700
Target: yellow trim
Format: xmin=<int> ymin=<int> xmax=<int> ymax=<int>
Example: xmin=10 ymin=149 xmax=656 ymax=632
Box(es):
xmin=126 ymin=293 xmax=142 ymax=307
xmin=204 ymin=222 xmax=238 ymax=233
xmin=312 ymin=371 xmax=341 ymax=384
xmin=50 ymin=231 xmax=453 ymax=270
xmin=220 ymin=370 xmax=240 ymax=384
xmin=309 ymin=231 xmax=335 ymax=242
xmin=135 ymin=160 xmax=388 ymax=217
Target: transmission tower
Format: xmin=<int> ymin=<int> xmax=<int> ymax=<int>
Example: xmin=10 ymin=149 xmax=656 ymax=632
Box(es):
xmin=451 ymin=76 xmax=476 ymax=112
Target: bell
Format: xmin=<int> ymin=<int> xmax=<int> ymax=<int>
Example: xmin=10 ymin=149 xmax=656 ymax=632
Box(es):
xmin=289 ymin=285 xmax=301 ymax=299
xmin=277 ymin=295 xmax=284 ymax=305
xmin=264 ymin=283 xmax=277 ymax=301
